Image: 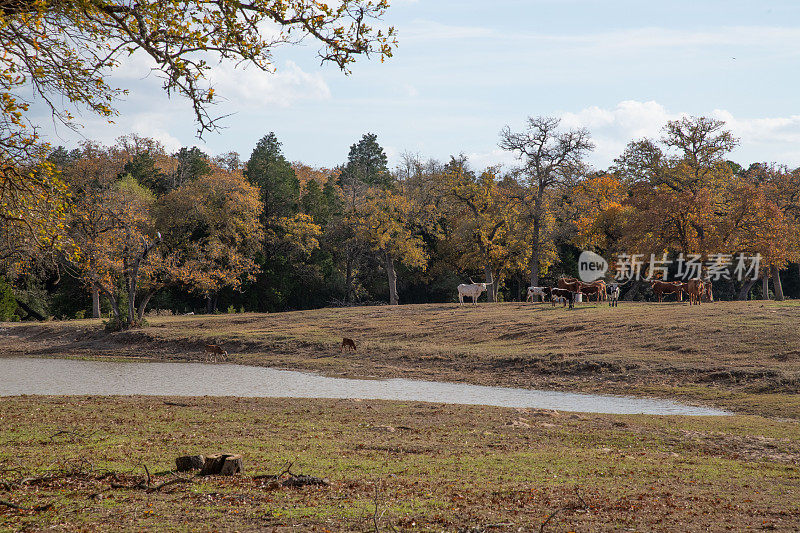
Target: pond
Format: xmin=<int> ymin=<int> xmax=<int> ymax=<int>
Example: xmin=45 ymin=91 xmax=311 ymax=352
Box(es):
xmin=0 ymin=357 xmax=730 ymax=415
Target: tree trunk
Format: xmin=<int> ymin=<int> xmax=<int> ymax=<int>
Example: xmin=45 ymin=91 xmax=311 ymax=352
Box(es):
xmin=206 ymin=296 xmax=214 ymax=314
xmin=762 ymin=272 xmax=770 ymax=300
xmin=529 ymin=213 xmax=541 ymax=287
xmin=737 ymin=277 xmax=758 ymax=301
xmin=103 ymin=290 xmax=122 ymax=321
xmin=385 ymin=253 xmax=398 ymax=305
xmin=127 ymin=280 xmax=137 ymax=328
xmin=484 ymin=265 xmax=496 ymax=303
xmin=91 ymin=284 xmax=101 ymax=319
xmin=15 ymin=300 xmax=45 ymax=321
xmin=345 ymin=252 xmax=355 ymax=303
xmin=772 ymin=266 xmax=785 ymax=301
xmin=137 ymin=290 xmax=157 ymax=321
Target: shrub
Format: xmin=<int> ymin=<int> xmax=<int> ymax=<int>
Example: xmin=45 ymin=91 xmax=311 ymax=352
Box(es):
xmin=74 ymin=309 xmax=86 ymax=319
xmin=0 ymin=278 xmax=16 ymax=321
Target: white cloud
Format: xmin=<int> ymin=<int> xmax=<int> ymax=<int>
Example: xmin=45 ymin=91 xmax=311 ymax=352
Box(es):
xmin=207 ymin=60 xmax=330 ymax=107
xmin=557 ymin=101 xmax=800 ymax=168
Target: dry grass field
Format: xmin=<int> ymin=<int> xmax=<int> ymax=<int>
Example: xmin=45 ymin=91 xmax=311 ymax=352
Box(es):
xmin=2 ymin=300 xmax=799 ymax=417
xmin=1 ymin=301 xmax=799 ymax=531
xmin=0 ymin=397 xmax=798 ymax=532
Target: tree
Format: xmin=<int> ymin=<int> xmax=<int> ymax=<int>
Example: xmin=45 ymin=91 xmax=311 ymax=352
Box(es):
xmin=1 ymin=0 xmax=395 ymax=267
xmin=68 ymin=173 xmax=163 ymax=328
xmin=499 ymin=116 xmax=594 ymax=286
xmin=121 ymin=152 xmax=168 ymax=196
xmin=438 ymin=157 xmax=527 ymax=301
xmin=156 ymin=169 xmax=264 ymax=312
xmin=245 ymin=133 xmax=300 ymax=221
xmin=615 ymin=117 xmax=738 ymax=258
xmin=170 ymin=147 xmax=212 ymax=190
xmin=342 ymin=133 xmax=391 ymax=188
xmin=351 ymin=189 xmax=427 ymax=305
xmin=570 ymin=172 xmax=627 ymax=252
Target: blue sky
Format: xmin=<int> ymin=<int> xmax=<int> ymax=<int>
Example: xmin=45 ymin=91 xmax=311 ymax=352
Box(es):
xmin=34 ymin=0 xmax=800 ymax=171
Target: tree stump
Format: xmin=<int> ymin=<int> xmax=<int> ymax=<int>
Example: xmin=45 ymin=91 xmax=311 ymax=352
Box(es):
xmin=219 ymin=455 xmax=243 ymax=476
xmin=200 ymin=454 xmax=243 ymax=476
xmin=175 ymin=455 xmax=205 ymax=472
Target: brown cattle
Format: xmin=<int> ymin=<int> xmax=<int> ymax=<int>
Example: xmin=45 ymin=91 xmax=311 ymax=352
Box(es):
xmin=550 ymin=288 xmax=575 ymax=308
xmin=558 ymin=277 xmax=606 ymax=302
xmin=578 ymin=283 xmax=604 ymax=302
xmin=651 ymin=280 xmax=685 ymax=302
xmin=703 ymin=281 xmax=714 ymax=302
xmin=590 ymin=280 xmax=608 ymax=301
xmin=341 ymin=338 xmax=357 ymax=351
xmin=685 ymin=279 xmax=704 ymax=305
xmin=558 ymin=277 xmax=582 ymax=292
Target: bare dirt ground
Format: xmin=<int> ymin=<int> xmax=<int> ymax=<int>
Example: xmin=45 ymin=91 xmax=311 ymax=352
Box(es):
xmin=2 ymin=300 xmax=798 ymax=418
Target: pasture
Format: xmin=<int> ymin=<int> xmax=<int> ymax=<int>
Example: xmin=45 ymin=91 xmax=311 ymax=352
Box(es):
xmin=0 ymin=397 xmax=798 ymax=532
xmin=2 ymin=300 xmax=799 ymax=418
xmin=1 ymin=301 xmax=799 ymax=531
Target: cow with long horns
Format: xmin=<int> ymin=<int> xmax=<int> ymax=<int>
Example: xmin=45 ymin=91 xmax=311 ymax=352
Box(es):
xmin=457 ymin=278 xmax=490 ymax=306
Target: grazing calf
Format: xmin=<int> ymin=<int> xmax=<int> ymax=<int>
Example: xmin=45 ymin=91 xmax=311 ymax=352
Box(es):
xmin=457 ymin=282 xmax=488 ymax=306
xmin=550 ymin=288 xmax=575 ymax=309
xmin=204 ymin=344 xmax=228 ymax=362
xmin=526 ymin=286 xmax=550 ymax=302
xmin=608 ymin=283 xmax=620 ymax=307
xmin=341 ymin=337 xmax=357 ymax=351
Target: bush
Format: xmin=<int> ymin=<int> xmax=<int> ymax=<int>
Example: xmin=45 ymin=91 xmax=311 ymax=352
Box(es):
xmin=104 ymin=316 xmax=148 ymax=332
xmin=227 ymin=305 xmax=236 ymax=314
xmin=0 ymin=278 xmax=17 ymax=321
xmin=74 ymin=309 xmax=86 ymax=319
xmin=9 ymin=315 xmax=20 ymax=322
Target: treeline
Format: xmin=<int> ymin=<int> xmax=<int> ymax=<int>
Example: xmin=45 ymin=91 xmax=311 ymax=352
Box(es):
xmin=1 ymin=115 xmax=799 ymax=325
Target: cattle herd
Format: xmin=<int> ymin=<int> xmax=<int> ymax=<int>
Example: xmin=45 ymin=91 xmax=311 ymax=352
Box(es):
xmin=526 ymin=278 xmax=714 ymax=307
xmin=457 ymin=277 xmax=715 ymax=307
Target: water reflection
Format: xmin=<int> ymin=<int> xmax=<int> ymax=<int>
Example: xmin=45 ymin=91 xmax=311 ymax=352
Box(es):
xmin=0 ymin=357 xmax=730 ymax=415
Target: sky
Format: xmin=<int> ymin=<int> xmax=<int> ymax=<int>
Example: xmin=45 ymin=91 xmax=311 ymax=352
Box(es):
xmin=31 ymin=0 xmax=800 ymax=172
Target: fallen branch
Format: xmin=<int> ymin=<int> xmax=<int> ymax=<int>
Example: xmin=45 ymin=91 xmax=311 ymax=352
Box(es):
xmin=0 ymin=498 xmax=53 ymax=512
xmin=108 ymin=467 xmax=193 ymax=494
xmin=370 ymin=481 xmax=397 ymax=533
xmin=539 ymin=509 xmax=560 ymax=533
xmin=252 ymin=461 xmax=294 ymax=481
xmin=574 ymin=487 xmax=589 ymax=510
xmin=145 ymin=477 xmax=193 ymax=493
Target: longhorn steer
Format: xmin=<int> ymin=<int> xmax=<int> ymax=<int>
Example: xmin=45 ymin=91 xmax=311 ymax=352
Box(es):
xmin=458 ymin=282 xmax=488 ymax=306
xmin=526 ymin=286 xmax=550 ymax=302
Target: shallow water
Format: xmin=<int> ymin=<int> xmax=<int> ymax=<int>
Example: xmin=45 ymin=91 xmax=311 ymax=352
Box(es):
xmin=0 ymin=357 xmax=729 ymax=415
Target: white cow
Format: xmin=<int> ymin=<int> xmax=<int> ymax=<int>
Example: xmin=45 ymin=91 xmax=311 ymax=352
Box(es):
xmin=457 ymin=282 xmax=488 ymax=306
xmin=526 ymin=286 xmax=549 ymax=302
